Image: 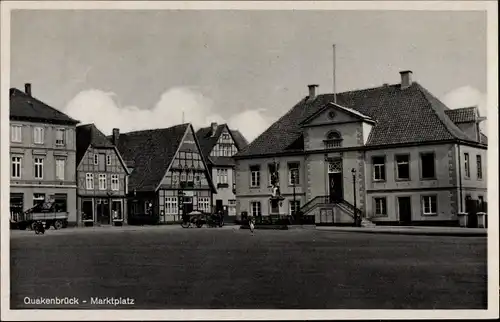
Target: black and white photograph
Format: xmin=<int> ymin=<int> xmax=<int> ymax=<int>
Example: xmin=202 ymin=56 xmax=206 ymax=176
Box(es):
xmin=1 ymin=1 xmax=498 ymax=320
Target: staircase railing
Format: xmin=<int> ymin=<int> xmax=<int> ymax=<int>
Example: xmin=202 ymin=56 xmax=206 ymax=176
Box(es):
xmin=299 ymin=195 xmax=333 ymax=215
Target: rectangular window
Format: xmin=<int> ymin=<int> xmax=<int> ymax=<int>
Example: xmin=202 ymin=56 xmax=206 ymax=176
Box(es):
xmin=198 ymin=197 xmax=211 ymax=213
xmin=228 ymin=199 xmax=236 ymax=206
xmin=54 ymin=194 xmax=67 ymax=212
xmin=464 ymin=153 xmax=470 ymax=178
xmin=98 ymin=174 xmax=107 ymax=190
xmin=33 ymin=127 xmax=44 ymax=144
xmin=289 ymin=200 xmax=301 ymax=215
xmin=55 ymin=129 xmax=65 ymax=146
xmin=107 ymin=155 xmax=112 ymax=166
xmin=55 ymin=159 xmax=65 ymax=180
xmin=94 ymin=154 xmax=98 ymax=165
xmin=251 ymin=201 xmax=262 ymax=217
xmin=288 ymin=163 xmax=300 ymax=185
xmin=86 ymin=173 xmax=94 ymax=189
xmin=111 ymin=174 xmax=119 ymax=191
xmin=372 ymin=156 xmax=386 ymax=181
xmin=217 ymin=169 xmax=228 ymax=184
xmin=11 ymin=156 xmax=22 ymax=178
xmin=250 ymin=165 xmax=260 ymax=188
xmin=10 ymin=125 xmax=22 ymax=143
xmin=476 ymin=155 xmax=482 ymax=180
xmin=33 ymin=193 xmax=46 ymax=207
xmin=165 ymin=197 xmax=179 ymax=215
xmin=395 ymin=154 xmax=410 ymax=180
xmin=422 ymin=195 xmax=437 ymax=215
xmin=374 ymin=197 xmax=387 ymax=216
xmin=420 ymin=152 xmax=436 ymax=179
xmin=34 ymin=158 xmax=44 ymax=179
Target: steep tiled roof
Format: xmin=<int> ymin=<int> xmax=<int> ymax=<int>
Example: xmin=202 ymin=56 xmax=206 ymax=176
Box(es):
xmin=445 ymin=107 xmax=477 ymax=123
xmin=10 ymin=88 xmax=79 ymax=125
xmin=76 ymin=124 xmax=115 ymax=166
xmin=236 ymin=82 xmax=485 ymax=158
xmin=113 ymin=124 xmax=189 ymax=192
xmin=196 ymin=124 xmax=249 ymax=166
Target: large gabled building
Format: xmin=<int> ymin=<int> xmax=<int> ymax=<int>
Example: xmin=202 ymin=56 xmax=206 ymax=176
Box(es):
xmin=111 ymin=123 xmax=217 ymax=223
xmin=76 ymin=124 xmax=130 ymax=227
xmin=233 ymin=71 xmax=487 ymax=226
xmin=9 ymin=83 xmax=80 ymax=227
xmin=196 ymin=122 xmax=249 ymax=219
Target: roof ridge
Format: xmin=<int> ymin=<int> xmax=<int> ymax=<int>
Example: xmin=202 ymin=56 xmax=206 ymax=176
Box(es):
xmin=121 ymin=123 xmax=189 ymax=136
xmin=317 ymin=83 xmax=400 ymax=98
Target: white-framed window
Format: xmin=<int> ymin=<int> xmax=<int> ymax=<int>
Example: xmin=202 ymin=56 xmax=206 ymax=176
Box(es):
xmin=107 ymin=155 xmax=111 ymax=166
xmin=250 ymin=165 xmax=260 ymax=188
xmin=476 ymin=155 xmax=482 ymax=180
xmin=33 ymin=193 xmax=46 ymax=207
xmin=55 ymin=128 xmax=65 ymax=146
xmin=374 ymin=197 xmax=387 ymax=216
xmin=372 ymin=156 xmax=386 ymax=181
xmin=198 ymin=197 xmax=211 ymax=213
xmin=228 ymin=199 xmax=236 ymax=206
xmin=34 ymin=158 xmax=44 ymax=179
xmin=85 ymin=173 xmax=94 ymax=190
xmin=165 ymin=197 xmax=178 ymax=214
xmin=395 ymin=154 xmax=410 ymax=180
xmin=289 ymin=200 xmax=301 ymax=216
xmin=98 ymin=174 xmax=107 ymax=190
xmin=111 ymin=174 xmax=119 ymax=191
xmin=288 ymin=162 xmax=300 ymax=185
xmin=251 ymin=201 xmax=262 ymax=217
xmin=33 ymin=127 xmax=44 ymax=144
xmin=464 ymin=153 xmax=470 ymax=178
xmin=217 ymin=168 xmax=228 ymax=184
xmin=11 ymin=156 xmax=22 ymax=178
xmin=55 ymin=159 xmax=65 ymax=180
xmin=10 ymin=125 xmax=22 ymax=143
xmin=180 ymin=171 xmax=187 ymax=182
xmin=422 ymin=195 xmax=437 ymax=215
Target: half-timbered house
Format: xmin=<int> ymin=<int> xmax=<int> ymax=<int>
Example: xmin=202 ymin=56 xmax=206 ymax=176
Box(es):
xmin=76 ymin=124 xmax=130 ymax=226
xmin=112 ymin=123 xmax=217 ymax=224
xmin=196 ymin=122 xmax=248 ymax=220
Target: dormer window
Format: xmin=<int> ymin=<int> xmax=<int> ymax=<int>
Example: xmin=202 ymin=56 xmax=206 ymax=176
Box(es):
xmin=324 ymin=131 xmax=343 ymax=149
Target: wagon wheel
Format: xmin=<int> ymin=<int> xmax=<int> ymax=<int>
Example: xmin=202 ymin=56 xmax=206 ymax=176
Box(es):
xmin=53 ymin=220 xmax=63 ymax=230
xmin=181 ymin=221 xmax=190 ymax=228
xmin=30 ymin=222 xmax=38 ymax=231
xmin=196 ymin=220 xmax=203 ymax=228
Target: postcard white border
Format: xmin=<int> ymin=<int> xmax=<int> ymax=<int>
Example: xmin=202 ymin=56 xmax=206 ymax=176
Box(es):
xmin=1 ymin=1 xmax=498 ymax=320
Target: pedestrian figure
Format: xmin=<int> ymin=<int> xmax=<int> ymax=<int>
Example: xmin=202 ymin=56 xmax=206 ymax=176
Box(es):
xmin=249 ymin=216 xmax=255 ymax=235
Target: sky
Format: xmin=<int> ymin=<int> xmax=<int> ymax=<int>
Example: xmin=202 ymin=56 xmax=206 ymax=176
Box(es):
xmin=10 ymin=10 xmax=487 ymax=142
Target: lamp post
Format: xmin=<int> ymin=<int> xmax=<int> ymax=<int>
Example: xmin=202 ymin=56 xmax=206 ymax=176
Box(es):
xmin=292 ymin=170 xmax=297 ymax=224
xmin=351 ymin=168 xmax=358 ymax=227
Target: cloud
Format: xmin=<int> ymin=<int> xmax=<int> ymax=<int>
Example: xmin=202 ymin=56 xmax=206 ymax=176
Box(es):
xmin=441 ymin=85 xmax=488 ymax=131
xmin=64 ymin=87 xmax=271 ymax=143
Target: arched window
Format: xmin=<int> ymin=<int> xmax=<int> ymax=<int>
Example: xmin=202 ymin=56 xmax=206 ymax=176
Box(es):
xmin=324 ymin=130 xmax=343 ymax=149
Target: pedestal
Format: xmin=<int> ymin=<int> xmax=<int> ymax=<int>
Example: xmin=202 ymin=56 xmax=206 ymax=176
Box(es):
xmin=457 ymin=212 xmax=468 ymax=228
xmin=476 ymin=212 xmax=486 ymax=228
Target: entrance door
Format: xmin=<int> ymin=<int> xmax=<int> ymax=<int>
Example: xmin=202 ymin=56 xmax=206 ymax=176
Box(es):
xmin=111 ymin=200 xmax=122 ymax=221
xmin=328 ymin=173 xmax=343 ymax=202
xmin=96 ymin=198 xmax=110 ymax=225
xmin=398 ymin=197 xmax=412 ymax=225
xmin=82 ymin=199 xmax=94 ymax=222
xmin=215 ymin=199 xmax=223 ymax=213
xmin=183 ymin=197 xmax=194 ymax=214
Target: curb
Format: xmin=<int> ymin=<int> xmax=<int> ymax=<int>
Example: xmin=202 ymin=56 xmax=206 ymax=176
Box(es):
xmin=314 ymin=228 xmax=487 ymax=237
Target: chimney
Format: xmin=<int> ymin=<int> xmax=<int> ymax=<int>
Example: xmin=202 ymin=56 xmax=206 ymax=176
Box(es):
xmin=399 ymin=70 xmax=413 ymax=89
xmin=112 ymin=128 xmax=120 ymax=146
xmin=308 ymin=84 xmax=319 ymax=101
xmin=25 ymin=83 xmax=32 ymax=96
xmin=210 ymin=122 xmax=218 ymax=137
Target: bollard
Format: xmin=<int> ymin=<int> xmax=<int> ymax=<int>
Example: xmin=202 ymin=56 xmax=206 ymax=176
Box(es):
xmin=476 ymin=212 xmax=486 ymax=228
xmin=457 ymin=212 xmax=468 ymax=228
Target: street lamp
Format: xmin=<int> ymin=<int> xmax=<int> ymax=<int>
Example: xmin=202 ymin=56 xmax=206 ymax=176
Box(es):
xmin=351 ymin=168 xmax=358 ymax=227
xmin=292 ymin=169 xmax=297 ymax=224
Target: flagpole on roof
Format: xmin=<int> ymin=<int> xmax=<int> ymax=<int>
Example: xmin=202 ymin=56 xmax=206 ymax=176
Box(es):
xmin=333 ymin=44 xmax=337 ymax=104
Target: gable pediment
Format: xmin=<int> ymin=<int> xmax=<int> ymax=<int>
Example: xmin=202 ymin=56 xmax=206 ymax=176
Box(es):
xmin=300 ymin=102 xmax=375 ymax=127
